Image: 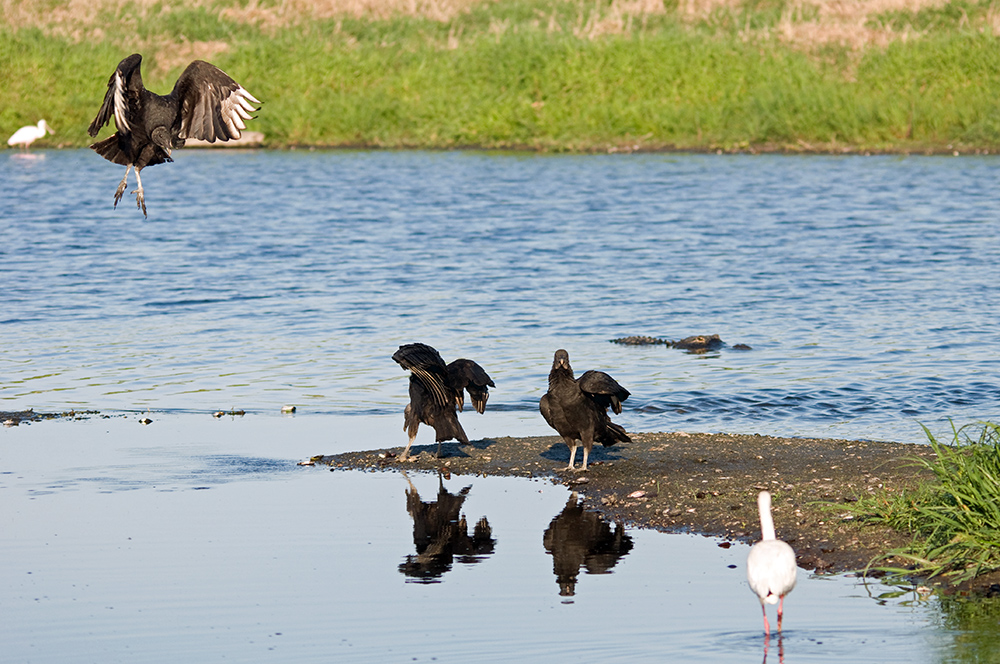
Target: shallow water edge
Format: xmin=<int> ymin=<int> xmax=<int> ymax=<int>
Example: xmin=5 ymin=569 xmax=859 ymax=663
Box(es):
xmin=5 ymin=412 xmax=999 ymax=663
xmin=4 ymin=408 xmax=946 ymax=589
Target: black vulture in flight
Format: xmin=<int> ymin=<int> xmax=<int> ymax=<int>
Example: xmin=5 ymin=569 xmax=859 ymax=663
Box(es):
xmin=392 ymin=343 xmax=495 ymax=461
xmin=539 ymin=349 xmax=630 ymax=471
xmin=88 ymin=53 xmax=260 ymax=217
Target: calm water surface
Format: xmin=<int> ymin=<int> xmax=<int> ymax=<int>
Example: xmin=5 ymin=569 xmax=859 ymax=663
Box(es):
xmin=3 ymin=150 xmax=1000 ymax=443
xmin=0 ymin=417 xmax=963 ymax=663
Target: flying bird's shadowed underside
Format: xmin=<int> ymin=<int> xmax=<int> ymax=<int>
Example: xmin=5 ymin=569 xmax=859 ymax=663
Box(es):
xmin=88 ymin=53 xmax=260 ymax=217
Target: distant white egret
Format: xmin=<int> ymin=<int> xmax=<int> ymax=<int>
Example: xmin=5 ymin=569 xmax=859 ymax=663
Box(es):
xmin=747 ymin=490 xmax=797 ymax=638
xmin=7 ymin=119 xmax=53 ymax=150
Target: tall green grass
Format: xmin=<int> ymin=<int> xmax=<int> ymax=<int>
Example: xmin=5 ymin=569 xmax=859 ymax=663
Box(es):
xmin=5 ymin=0 xmax=1000 ymax=150
xmin=849 ymin=422 xmax=1000 ymax=585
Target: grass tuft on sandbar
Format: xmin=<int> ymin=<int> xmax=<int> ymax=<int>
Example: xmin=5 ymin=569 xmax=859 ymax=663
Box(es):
xmin=849 ymin=421 xmax=1000 ymax=586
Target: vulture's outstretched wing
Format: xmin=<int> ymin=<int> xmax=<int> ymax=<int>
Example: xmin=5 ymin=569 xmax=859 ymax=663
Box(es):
xmin=447 ymin=359 xmax=495 ymax=414
xmin=175 ymin=60 xmax=260 ymax=143
xmin=88 ymin=53 xmax=142 ymax=138
xmin=578 ymin=370 xmax=630 ymax=415
xmin=393 ymin=343 xmax=451 ymax=407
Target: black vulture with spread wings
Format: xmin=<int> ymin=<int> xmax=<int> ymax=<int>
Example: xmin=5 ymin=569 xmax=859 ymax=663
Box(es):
xmin=539 ymin=349 xmax=630 ymax=471
xmin=392 ymin=343 xmax=495 ymax=461
xmin=88 ymin=53 xmax=260 ymax=217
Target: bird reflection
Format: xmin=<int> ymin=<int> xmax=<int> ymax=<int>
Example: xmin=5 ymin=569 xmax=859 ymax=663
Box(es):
xmin=762 ymin=633 xmax=785 ymax=664
xmin=399 ymin=472 xmax=495 ymax=582
xmin=543 ymin=493 xmax=634 ymax=597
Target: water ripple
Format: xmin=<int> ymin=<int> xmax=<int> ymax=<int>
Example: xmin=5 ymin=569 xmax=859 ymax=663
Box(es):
xmin=3 ymin=150 xmax=1000 ymax=443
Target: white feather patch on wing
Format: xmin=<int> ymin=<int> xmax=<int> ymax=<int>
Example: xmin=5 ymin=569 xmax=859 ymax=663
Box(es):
xmin=238 ymin=88 xmax=261 ymax=105
xmin=113 ymin=70 xmax=130 ymax=133
xmin=219 ymin=87 xmax=259 ymax=139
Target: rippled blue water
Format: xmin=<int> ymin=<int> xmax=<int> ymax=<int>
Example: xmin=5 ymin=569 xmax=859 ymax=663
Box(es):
xmin=3 ymin=149 xmax=1000 ymax=443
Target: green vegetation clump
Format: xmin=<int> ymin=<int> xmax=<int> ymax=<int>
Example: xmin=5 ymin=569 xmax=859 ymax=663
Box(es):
xmin=849 ymin=422 xmax=1000 ymax=585
xmin=5 ymin=0 xmax=1000 ymax=151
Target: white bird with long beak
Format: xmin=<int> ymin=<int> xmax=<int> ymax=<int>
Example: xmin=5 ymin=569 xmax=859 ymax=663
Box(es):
xmin=7 ymin=120 xmax=54 ymax=150
xmin=747 ymin=491 xmax=797 ymax=638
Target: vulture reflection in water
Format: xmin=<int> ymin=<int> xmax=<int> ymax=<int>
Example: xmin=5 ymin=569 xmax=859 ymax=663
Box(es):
xmin=543 ymin=493 xmax=634 ymax=597
xmin=399 ymin=472 xmax=495 ymax=582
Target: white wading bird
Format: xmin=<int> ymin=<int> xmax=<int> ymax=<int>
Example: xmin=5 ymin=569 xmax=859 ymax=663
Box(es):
xmin=747 ymin=490 xmax=797 ymax=638
xmin=7 ymin=119 xmax=53 ymax=150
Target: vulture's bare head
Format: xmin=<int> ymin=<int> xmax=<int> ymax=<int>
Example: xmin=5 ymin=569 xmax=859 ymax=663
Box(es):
xmin=552 ymin=349 xmax=571 ymax=370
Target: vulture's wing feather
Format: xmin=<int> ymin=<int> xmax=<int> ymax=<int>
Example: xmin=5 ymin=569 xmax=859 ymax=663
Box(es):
xmin=597 ymin=420 xmax=631 ymax=446
xmin=89 ymin=53 xmax=142 ymax=137
xmin=175 ymin=60 xmax=260 ymax=143
xmin=447 ymin=359 xmax=494 ymax=414
xmin=393 ymin=343 xmax=447 ymax=372
xmin=539 ymin=392 xmax=555 ymax=428
xmin=393 ymin=343 xmax=451 ymax=407
xmin=578 ymin=370 xmax=630 ymax=414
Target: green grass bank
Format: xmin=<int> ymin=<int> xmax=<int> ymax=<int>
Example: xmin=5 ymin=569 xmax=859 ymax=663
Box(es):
xmin=846 ymin=421 xmax=1000 ymax=589
xmin=4 ymin=0 xmax=1000 ymax=152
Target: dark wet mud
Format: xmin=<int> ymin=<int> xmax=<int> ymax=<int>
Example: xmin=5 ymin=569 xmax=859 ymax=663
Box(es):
xmin=311 ymin=431 xmax=958 ymax=586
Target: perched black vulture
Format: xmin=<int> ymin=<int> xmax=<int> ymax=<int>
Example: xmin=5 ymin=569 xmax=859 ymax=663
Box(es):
xmin=88 ymin=53 xmax=260 ymax=217
xmin=392 ymin=343 xmax=495 ymax=461
xmin=539 ymin=349 xmax=630 ymax=471
xmin=543 ymin=492 xmax=633 ymax=596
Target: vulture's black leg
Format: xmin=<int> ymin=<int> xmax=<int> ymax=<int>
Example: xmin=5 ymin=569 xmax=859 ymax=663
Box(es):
xmin=113 ymin=165 xmax=131 ymax=209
